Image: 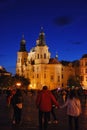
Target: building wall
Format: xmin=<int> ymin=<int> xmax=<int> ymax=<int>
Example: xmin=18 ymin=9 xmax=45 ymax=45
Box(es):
xmin=22 ymin=63 xmax=63 ymax=90
xmin=16 ymin=51 xmax=28 ymax=75
xmin=80 ymin=57 xmax=87 ymax=89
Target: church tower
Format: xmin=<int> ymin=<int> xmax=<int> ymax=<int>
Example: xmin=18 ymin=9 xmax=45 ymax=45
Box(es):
xmin=27 ymin=27 xmax=51 ymax=65
xmin=16 ymin=35 xmax=28 ymax=76
xmin=34 ymin=27 xmax=51 ymax=64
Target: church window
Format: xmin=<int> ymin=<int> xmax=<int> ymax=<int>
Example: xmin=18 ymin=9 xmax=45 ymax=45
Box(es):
xmin=62 ymin=74 xmax=63 ymax=79
xmin=37 ymin=54 xmax=39 ymax=59
xmin=44 ymin=53 xmax=46 ymax=59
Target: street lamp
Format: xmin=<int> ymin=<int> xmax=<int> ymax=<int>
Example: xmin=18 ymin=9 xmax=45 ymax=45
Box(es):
xmin=16 ymin=82 xmax=21 ymax=88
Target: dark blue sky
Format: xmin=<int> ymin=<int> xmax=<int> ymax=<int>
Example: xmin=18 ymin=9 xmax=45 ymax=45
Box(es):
xmin=0 ymin=0 xmax=87 ymax=74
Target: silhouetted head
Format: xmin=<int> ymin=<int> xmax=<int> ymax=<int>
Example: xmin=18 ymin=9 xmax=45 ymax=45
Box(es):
xmin=16 ymin=89 xmax=22 ymax=96
xmin=69 ymin=89 xmax=78 ymax=99
xmin=43 ymin=86 xmax=48 ymax=90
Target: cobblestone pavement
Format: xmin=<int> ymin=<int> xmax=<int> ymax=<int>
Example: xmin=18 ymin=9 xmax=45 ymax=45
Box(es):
xmin=0 ymin=92 xmax=87 ymax=130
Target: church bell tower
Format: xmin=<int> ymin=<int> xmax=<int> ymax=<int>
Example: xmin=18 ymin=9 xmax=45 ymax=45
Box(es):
xmin=16 ymin=35 xmax=28 ymax=75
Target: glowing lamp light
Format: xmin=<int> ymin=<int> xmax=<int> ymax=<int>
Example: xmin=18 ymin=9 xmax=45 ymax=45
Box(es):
xmin=16 ymin=82 xmax=21 ymax=88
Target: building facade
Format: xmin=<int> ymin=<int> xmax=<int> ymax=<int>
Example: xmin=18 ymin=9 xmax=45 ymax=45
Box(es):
xmin=80 ymin=54 xmax=87 ymax=89
xmin=16 ymin=29 xmax=77 ymax=90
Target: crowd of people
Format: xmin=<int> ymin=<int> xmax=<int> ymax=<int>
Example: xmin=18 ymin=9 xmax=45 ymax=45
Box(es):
xmin=3 ymin=85 xmax=83 ymax=130
xmin=6 ymin=87 xmax=23 ymax=125
xmin=36 ymin=86 xmax=81 ymax=130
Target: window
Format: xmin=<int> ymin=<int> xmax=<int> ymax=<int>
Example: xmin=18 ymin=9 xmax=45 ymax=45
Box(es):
xmin=37 ymin=54 xmax=39 ymax=59
xmin=44 ymin=53 xmax=46 ymax=59
xmin=62 ymin=74 xmax=63 ymax=79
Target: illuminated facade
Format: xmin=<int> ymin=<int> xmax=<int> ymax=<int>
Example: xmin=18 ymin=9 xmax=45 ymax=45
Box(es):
xmin=80 ymin=54 xmax=87 ymax=90
xmin=16 ymin=29 xmax=76 ymax=90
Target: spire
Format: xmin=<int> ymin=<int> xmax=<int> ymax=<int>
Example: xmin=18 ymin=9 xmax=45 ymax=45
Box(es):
xmin=55 ymin=52 xmax=58 ymax=60
xmin=40 ymin=26 xmax=44 ymax=33
xmin=36 ymin=27 xmax=46 ymax=46
xmin=19 ymin=34 xmax=27 ymax=52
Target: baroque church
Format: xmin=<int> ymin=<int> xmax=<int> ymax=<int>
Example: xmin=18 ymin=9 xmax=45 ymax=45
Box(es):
xmin=16 ymin=28 xmax=87 ymax=90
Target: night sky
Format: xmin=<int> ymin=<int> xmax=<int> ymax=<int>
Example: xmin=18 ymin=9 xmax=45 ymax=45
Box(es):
xmin=0 ymin=0 xmax=87 ymax=74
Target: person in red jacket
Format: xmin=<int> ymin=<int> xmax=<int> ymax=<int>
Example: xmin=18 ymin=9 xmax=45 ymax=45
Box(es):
xmin=36 ymin=86 xmax=59 ymax=130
